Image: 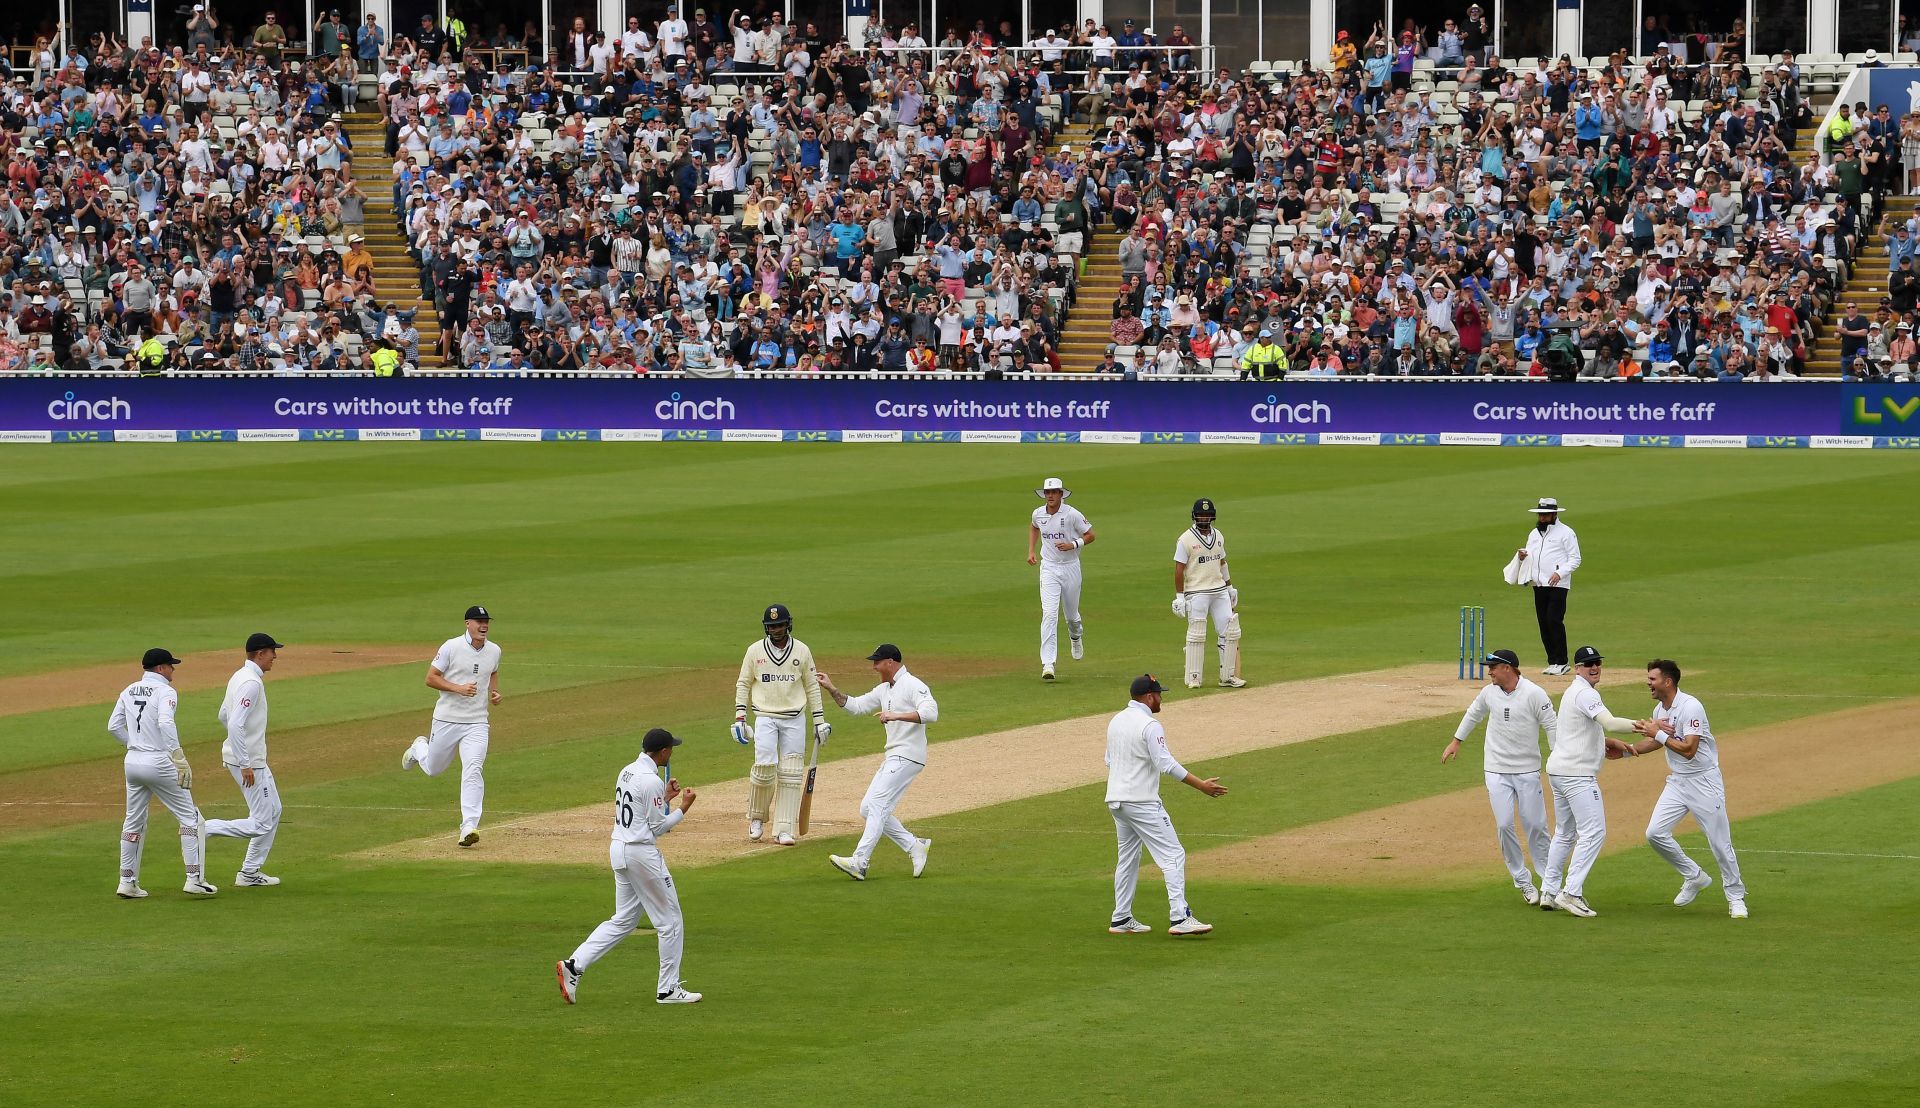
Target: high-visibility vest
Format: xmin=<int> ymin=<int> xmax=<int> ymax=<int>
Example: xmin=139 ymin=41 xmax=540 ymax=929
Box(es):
xmin=1239 ymin=341 xmax=1288 ymax=378
xmin=137 ymin=337 xmax=168 ymax=375
xmin=370 ymin=347 xmax=401 ymax=377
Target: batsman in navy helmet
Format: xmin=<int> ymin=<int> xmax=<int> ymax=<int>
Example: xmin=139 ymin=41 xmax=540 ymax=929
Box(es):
xmin=732 ymin=604 xmax=829 ymax=845
xmin=1172 ymin=499 xmax=1245 ymax=689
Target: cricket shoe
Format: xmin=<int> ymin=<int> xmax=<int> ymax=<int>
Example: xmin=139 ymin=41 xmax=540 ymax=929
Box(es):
xmin=183 ymin=875 xmax=218 ymax=897
xmin=657 ymin=986 xmax=703 ymax=1005
xmin=556 ymin=959 xmax=580 ymax=1004
xmin=748 ymin=819 xmax=764 ymax=842
xmin=1521 ymin=886 xmax=1542 ymax=907
xmin=910 ymin=838 xmax=932 ymax=878
xmin=115 ymin=881 xmax=148 ymax=899
xmin=1729 ymin=899 xmax=1749 ymax=920
xmin=1185 ymin=676 xmax=1202 ymax=689
xmin=458 ymin=824 xmax=480 ymax=847
xmin=774 ymin=833 xmax=795 ymax=846
xmin=1070 ymin=635 xmax=1084 ymax=661
xmin=1674 ymin=871 xmax=1712 ymax=906
xmin=828 ymin=854 xmax=867 ymax=881
xmin=1169 ymin=915 xmax=1213 ymax=936
xmin=1539 ymin=893 xmax=1560 ymax=912
xmin=1042 ymin=664 xmax=1055 ymax=681
xmin=1554 ymin=893 xmax=1598 ymax=918
xmin=234 ymin=871 xmax=280 ymax=887
xmin=402 ymin=737 xmax=424 ymax=770
xmin=1108 ymin=917 xmax=1153 ymax=934
xmin=1218 ymin=676 xmax=1247 ymax=688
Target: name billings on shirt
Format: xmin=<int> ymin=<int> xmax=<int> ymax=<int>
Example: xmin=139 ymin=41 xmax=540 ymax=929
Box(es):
xmin=274 ymin=396 xmax=516 ymax=417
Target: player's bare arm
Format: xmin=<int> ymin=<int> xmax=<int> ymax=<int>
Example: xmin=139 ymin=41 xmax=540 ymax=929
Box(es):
xmin=816 ymin=672 xmax=848 ymax=707
xmin=427 ymin=665 xmax=478 ymax=697
xmin=1441 ymin=737 xmax=1463 ymax=763
xmin=877 ymin=709 xmax=921 ymax=723
xmin=1058 ymin=526 xmax=1094 ymax=551
xmin=677 ymin=787 xmax=698 ymax=812
xmin=1027 ymin=523 xmax=1040 ymax=565
xmin=1184 ymin=773 xmax=1227 ymax=797
xmin=488 ymin=670 xmax=501 ymax=706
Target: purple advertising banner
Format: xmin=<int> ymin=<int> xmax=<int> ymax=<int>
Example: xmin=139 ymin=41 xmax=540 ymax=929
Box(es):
xmin=1 ymin=379 xmax=1916 ymax=446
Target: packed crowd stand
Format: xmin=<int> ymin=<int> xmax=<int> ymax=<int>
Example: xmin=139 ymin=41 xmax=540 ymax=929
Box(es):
xmin=1 ymin=7 xmax=1917 ymax=381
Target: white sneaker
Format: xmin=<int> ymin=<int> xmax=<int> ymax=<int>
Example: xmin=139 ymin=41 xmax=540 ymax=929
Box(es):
xmin=458 ymin=824 xmax=480 ymax=847
xmin=1522 ymin=886 xmax=1542 ymax=906
xmin=1729 ymin=899 xmax=1749 ymax=920
xmin=1674 ymin=871 xmax=1713 ymax=906
xmin=910 ymin=837 xmax=931 ymax=878
xmin=183 ymin=875 xmax=218 ymax=896
xmin=1070 ymin=635 xmax=1084 ymax=661
xmin=115 ymin=881 xmax=148 ymax=899
xmin=1185 ymin=677 xmax=1202 ymax=689
xmin=1108 ymin=917 xmax=1153 ymax=934
xmin=1539 ymin=892 xmax=1561 ymax=912
xmin=656 ymin=986 xmax=703 ymax=1004
xmin=748 ymin=819 xmax=764 ymax=842
xmin=234 ymin=871 xmax=280 ymax=887
xmin=1218 ymin=676 xmax=1247 ymax=688
xmin=402 ymin=737 xmax=424 ymax=770
xmin=1168 ymin=914 xmax=1213 ymax=936
xmin=828 ymin=854 xmax=867 ymax=881
xmin=774 ymin=832 xmax=795 ymax=846
xmin=1554 ymin=892 xmax=1598 ymax=917
xmin=1041 ymin=664 xmax=1055 ymax=681
xmin=556 ymin=959 xmax=580 ymax=1004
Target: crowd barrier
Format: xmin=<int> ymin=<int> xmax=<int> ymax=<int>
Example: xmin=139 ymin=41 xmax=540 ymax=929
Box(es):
xmin=2 ymin=380 xmax=1916 ymax=446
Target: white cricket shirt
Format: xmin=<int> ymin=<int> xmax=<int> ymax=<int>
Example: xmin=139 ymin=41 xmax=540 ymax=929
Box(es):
xmin=108 ymin=671 xmax=181 ymax=755
xmin=1174 ymin=526 xmax=1230 ymax=593
xmin=1653 ymin=690 xmax=1719 ymax=775
xmin=1105 ymin=699 xmax=1189 ymax=803
xmin=608 ymin=756 xmax=684 ymax=846
xmin=1032 ymin=503 xmax=1092 ymax=566
xmin=432 ymin=634 xmax=502 ymax=724
xmin=1548 ymin=675 xmax=1626 ymax=777
xmin=218 ymin=659 xmax=269 ymax=769
xmin=842 ymin=666 xmax=938 ymax=764
xmin=1453 ymin=677 xmax=1558 ymax=773
xmin=734 ymin=634 xmax=825 ymax=719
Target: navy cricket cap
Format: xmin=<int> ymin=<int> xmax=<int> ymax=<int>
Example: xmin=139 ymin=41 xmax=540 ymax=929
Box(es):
xmin=142 ymin=647 xmax=183 ymax=669
xmin=465 ymin=605 xmax=491 ymax=621
xmin=866 ymin=643 xmax=903 ymax=662
xmin=1130 ymin=673 xmax=1165 ymax=697
xmin=1484 ymin=648 xmax=1520 ymax=669
xmin=1573 ymin=645 xmax=1603 ymax=666
xmin=642 ymin=727 xmax=682 ymax=752
xmin=246 ymin=632 xmax=285 ymax=652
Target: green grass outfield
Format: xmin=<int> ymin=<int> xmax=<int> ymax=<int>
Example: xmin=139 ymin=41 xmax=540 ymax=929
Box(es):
xmin=1 ymin=444 xmax=1916 ymax=1106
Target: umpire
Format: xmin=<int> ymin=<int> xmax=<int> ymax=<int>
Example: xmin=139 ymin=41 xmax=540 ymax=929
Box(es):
xmin=1515 ymin=497 xmax=1581 ymax=675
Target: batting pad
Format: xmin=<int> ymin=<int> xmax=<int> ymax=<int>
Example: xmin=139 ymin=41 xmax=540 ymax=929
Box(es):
xmin=772 ymin=753 xmax=806 ymax=836
xmin=748 ymin=763 xmax=776 ymax=821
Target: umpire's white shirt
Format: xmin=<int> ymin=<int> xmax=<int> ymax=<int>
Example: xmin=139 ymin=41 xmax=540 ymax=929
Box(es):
xmin=842 ymin=666 xmax=938 ymax=764
xmin=1454 ymin=677 xmax=1558 ymax=773
xmin=219 ymin=659 xmax=268 ymax=769
xmin=609 ymin=756 xmax=684 ymax=846
xmin=1106 ymin=700 xmax=1189 ymax=803
xmin=1520 ymin=520 xmax=1582 ymax=588
xmin=433 ymin=634 xmax=502 ymax=724
xmin=1032 ymin=503 xmax=1091 ymax=566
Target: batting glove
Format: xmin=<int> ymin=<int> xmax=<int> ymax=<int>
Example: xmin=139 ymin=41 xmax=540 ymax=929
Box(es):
xmin=1228 ymin=586 xmax=1239 ymax=609
xmin=730 ymin=718 xmax=751 ymax=745
xmin=814 ymin=721 xmax=832 ymax=745
xmin=1171 ymin=594 xmax=1188 ymax=618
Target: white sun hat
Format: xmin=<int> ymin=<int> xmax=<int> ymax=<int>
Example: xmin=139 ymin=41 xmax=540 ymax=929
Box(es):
xmin=1035 ymin=477 xmax=1071 ymax=499
xmin=1527 ymin=497 xmax=1564 ymax=514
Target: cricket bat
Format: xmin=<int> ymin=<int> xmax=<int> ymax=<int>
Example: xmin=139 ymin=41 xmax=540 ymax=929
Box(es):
xmin=798 ymin=734 xmax=821 ymax=835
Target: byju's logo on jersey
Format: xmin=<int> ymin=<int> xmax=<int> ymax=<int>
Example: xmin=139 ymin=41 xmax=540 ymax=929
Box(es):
xmin=759 ymin=672 xmax=797 ymax=683
xmin=47 ymin=391 xmax=132 ymax=422
xmin=653 ymin=391 xmax=737 ymax=423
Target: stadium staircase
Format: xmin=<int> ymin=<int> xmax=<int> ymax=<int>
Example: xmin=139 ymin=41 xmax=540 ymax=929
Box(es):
xmin=1804 ymin=192 xmax=1916 ymax=376
xmin=344 ymin=111 xmax=444 ymax=369
xmin=1049 ymin=121 xmax=1113 ymax=372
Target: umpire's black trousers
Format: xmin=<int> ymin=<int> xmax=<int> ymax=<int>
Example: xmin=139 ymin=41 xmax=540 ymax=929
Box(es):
xmin=1533 ymin=586 xmax=1570 ymax=668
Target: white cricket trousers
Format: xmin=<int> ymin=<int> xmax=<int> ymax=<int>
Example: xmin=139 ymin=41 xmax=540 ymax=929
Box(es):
xmin=852 ymin=755 xmax=923 ymax=869
xmin=1109 ymin=799 xmax=1189 ymax=923
xmin=753 ymin=714 xmax=805 ymax=764
xmin=1484 ymin=770 xmax=1550 ymax=890
xmin=1039 ymin=561 xmax=1084 ymax=666
xmin=1645 ymin=770 xmax=1746 ymax=901
xmin=570 ymin=840 xmax=686 ymax=996
xmin=411 ymin=720 xmax=489 ymax=828
xmin=206 ymin=763 xmax=282 ymax=874
xmin=1541 ymin=774 xmax=1606 ymax=899
xmin=120 ymin=752 xmax=205 ymax=883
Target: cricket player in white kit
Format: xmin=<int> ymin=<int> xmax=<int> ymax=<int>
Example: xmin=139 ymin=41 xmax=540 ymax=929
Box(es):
xmin=1105 ymin=674 xmax=1228 ymax=936
xmin=401 ymin=605 xmax=502 ymax=846
xmin=1172 ymin=498 xmax=1244 ymax=689
xmin=557 ymin=728 xmax=703 ymax=1006
xmin=819 ymin=644 xmax=936 ymax=881
xmin=732 ymin=603 xmax=830 ymax=845
xmin=1625 ymin=659 xmax=1749 ymax=919
xmin=1444 ymin=647 xmax=1558 ymax=905
xmin=204 ymin=633 xmax=287 ymax=887
xmin=1538 ymin=646 xmax=1643 ymax=917
xmin=1027 ymin=477 xmax=1095 ymax=681
xmin=108 ymin=648 xmax=216 ymax=898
